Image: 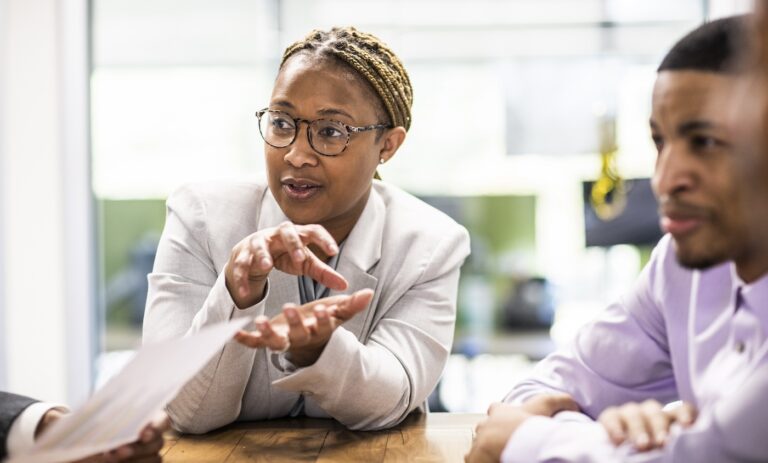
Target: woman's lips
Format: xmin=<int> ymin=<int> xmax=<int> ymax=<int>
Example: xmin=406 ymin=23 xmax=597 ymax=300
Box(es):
xmin=660 ymin=216 xmax=703 ymax=237
xmin=282 ymin=180 xmax=322 ymax=201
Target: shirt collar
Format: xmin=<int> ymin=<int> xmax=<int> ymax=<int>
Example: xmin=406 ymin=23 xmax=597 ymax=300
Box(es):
xmin=732 ymin=262 xmax=768 ymax=333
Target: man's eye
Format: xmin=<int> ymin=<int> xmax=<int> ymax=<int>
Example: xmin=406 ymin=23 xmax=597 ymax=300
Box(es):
xmin=271 ymin=118 xmax=293 ymax=130
xmin=690 ymin=135 xmax=720 ymax=150
xmin=652 ymin=135 xmax=664 ymax=152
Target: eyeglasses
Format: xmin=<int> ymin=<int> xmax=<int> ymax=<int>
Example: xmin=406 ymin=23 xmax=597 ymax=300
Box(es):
xmin=255 ymin=108 xmax=390 ymax=157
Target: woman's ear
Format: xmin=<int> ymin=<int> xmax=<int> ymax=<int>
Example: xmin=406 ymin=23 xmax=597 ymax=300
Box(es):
xmin=378 ymin=127 xmax=407 ymax=164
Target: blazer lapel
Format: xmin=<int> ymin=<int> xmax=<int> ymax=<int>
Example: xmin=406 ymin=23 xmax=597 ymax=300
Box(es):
xmin=258 ymin=190 xmax=300 ymax=318
xmin=329 ymin=188 xmax=385 ymax=340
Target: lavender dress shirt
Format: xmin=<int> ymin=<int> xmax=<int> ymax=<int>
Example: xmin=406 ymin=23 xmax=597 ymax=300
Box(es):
xmin=502 ymin=234 xmax=768 ymax=462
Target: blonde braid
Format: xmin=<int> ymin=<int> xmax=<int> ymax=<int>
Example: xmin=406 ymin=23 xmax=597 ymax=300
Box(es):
xmin=280 ymin=27 xmax=413 ymax=131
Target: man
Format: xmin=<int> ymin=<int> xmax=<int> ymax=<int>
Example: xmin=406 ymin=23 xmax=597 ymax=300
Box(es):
xmin=1 ymin=391 xmax=167 ymax=462
xmin=467 ymin=15 xmax=768 ymax=463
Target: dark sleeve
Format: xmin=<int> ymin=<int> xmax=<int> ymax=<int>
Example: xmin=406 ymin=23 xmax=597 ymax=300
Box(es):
xmin=0 ymin=391 xmax=38 ymax=459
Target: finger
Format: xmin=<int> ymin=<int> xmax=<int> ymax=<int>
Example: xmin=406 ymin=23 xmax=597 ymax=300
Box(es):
xmin=487 ymin=402 xmax=505 ymax=416
xmin=285 ymin=306 xmax=310 ymax=345
xmin=303 ymin=252 xmax=348 ymax=291
xmin=248 ymin=234 xmax=272 ymax=272
xmin=332 ymin=289 xmax=374 ymax=320
xmin=234 ymin=330 xmax=267 ymax=348
xmin=276 ymin=222 xmax=307 ymax=264
xmin=640 ymin=400 xmax=669 ymax=447
xmin=128 ymin=432 xmax=164 ymax=457
xmin=621 ymin=403 xmax=652 ymax=451
xmin=150 ymin=412 xmax=171 ymax=432
xmin=256 ymin=317 xmax=289 ymax=350
xmin=297 ymin=224 xmax=340 ymax=256
xmin=598 ymin=407 xmax=627 ymax=446
xmin=670 ymin=402 xmax=697 ymax=428
xmin=523 ymin=393 xmax=579 ymax=416
xmin=313 ymin=304 xmax=333 ymax=339
xmin=232 ymin=248 xmax=254 ymax=297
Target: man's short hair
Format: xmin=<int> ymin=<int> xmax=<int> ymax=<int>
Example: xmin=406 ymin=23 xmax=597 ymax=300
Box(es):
xmin=658 ymin=15 xmax=747 ymax=74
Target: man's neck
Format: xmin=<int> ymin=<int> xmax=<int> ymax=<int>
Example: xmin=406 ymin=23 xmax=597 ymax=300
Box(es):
xmin=735 ymin=247 xmax=768 ymax=283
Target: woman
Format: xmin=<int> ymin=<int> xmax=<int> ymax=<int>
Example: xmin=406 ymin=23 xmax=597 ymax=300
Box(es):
xmin=143 ymin=27 xmax=470 ymax=433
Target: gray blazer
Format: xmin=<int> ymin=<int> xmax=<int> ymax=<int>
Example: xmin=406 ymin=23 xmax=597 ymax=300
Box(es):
xmin=1 ymin=392 xmax=37 ymax=459
xmin=143 ymin=181 xmax=470 ymax=433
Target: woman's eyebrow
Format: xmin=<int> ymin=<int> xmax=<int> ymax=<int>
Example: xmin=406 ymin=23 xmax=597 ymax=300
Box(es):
xmin=317 ymin=108 xmax=354 ymax=120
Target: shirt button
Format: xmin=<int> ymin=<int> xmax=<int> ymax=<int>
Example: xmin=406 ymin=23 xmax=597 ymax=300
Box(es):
xmin=735 ymin=341 xmax=746 ymax=354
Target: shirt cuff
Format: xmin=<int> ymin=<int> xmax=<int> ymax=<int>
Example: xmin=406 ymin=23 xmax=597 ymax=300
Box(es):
xmin=7 ymin=402 xmax=69 ymax=457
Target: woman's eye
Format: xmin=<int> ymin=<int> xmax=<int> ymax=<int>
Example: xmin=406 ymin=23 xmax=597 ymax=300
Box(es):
xmin=317 ymin=126 xmax=344 ymax=139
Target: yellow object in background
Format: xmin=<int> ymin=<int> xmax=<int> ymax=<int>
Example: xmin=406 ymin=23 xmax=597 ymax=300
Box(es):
xmin=590 ymin=114 xmax=627 ymax=221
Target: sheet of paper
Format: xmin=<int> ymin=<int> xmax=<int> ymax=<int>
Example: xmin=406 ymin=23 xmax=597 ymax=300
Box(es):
xmin=9 ymin=317 xmax=250 ymax=463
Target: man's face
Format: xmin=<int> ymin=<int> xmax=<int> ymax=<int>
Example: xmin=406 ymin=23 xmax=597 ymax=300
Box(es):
xmin=651 ymin=70 xmax=749 ymax=269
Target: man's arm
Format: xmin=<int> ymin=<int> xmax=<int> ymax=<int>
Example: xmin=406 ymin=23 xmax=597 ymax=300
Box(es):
xmin=469 ymin=366 xmax=768 ymax=463
xmin=1 ymin=392 xmax=40 ymax=459
xmin=505 ymin=236 xmax=681 ymax=419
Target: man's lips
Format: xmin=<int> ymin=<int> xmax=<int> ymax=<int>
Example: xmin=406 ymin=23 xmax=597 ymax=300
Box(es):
xmin=660 ymin=215 xmax=703 ymax=236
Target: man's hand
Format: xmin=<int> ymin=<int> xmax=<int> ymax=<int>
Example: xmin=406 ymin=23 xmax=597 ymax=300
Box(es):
xmin=234 ymin=288 xmax=374 ymax=366
xmin=35 ymin=411 xmax=170 ymax=462
xmin=520 ymin=393 xmax=580 ymax=417
xmin=465 ymin=395 xmax=579 ymax=463
xmin=598 ymin=400 xmax=697 ymax=451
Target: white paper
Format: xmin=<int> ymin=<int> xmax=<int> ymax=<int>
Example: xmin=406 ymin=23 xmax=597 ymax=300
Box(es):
xmin=9 ymin=318 xmax=250 ymax=463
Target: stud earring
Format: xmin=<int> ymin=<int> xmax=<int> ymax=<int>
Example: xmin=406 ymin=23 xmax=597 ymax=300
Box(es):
xmin=379 ymin=158 xmax=385 ymax=164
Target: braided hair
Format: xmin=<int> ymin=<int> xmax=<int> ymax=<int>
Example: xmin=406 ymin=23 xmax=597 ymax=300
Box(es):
xmin=281 ymin=27 xmax=413 ymax=131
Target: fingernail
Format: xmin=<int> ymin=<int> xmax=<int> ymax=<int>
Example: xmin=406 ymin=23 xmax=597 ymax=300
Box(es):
xmin=329 ymin=243 xmax=339 ymax=253
xmin=260 ymin=257 xmax=271 ymax=269
xmin=292 ymin=249 xmax=305 ymax=261
xmin=286 ymin=308 xmax=298 ymax=321
xmin=635 ymin=433 xmax=649 ymax=448
xmin=118 ymin=446 xmax=134 ymax=459
xmin=655 ymin=431 xmax=666 ymax=445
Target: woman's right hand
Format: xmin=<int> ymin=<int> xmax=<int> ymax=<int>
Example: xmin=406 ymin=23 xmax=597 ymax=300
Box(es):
xmin=225 ymin=222 xmax=348 ymax=308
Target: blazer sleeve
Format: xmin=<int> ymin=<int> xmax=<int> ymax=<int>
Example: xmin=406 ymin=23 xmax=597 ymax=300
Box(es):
xmin=143 ymin=185 xmax=267 ymax=434
xmin=272 ymin=226 xmax=471 ymax=430
xmin=504 ymin=238 xmax=679 ymax=419
xmin=0 ymin=392 xmax=38 ymax=459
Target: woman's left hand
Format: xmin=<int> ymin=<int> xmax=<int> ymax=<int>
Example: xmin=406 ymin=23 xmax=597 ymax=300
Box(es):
xmin=234 ymin=289 xmax=374 ymax=366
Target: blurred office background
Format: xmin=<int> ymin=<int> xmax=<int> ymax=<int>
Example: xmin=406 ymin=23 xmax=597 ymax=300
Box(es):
xmin=0 ymin=0 xmax=752 ymax=409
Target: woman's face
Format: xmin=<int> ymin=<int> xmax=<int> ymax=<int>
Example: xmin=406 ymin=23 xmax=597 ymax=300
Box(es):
xmin=265 ymin=54 xmax=395 ymax=241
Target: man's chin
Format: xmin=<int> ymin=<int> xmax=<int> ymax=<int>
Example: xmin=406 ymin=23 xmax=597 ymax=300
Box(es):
xmin=674 ymin=247 xmax=727 ymax=270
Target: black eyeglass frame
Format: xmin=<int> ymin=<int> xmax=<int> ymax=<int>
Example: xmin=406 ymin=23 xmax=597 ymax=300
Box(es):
xmin=255 ymin=108 xmax=391 ymax=157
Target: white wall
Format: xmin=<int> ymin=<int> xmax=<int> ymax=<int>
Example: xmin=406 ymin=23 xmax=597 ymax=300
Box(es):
xmin=0 ymin=0 xmax=8 ymax=390
xmin=0 ymin=0 xmax=95 ymax=406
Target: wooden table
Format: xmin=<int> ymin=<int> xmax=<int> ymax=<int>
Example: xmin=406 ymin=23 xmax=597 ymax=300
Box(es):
xmin=161 ymin=413 xmax=484 ymax=462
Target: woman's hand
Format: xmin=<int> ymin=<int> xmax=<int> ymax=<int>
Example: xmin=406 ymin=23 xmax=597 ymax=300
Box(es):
xmin=234 ymin=289 xmax=374 ymax=366
xmin=598 ymin=399 xmax=697 ymax=451
xmin=225 ymin=222 xmax=348 ymax=309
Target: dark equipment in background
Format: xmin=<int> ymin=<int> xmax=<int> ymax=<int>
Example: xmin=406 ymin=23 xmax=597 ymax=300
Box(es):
xmin=501 ymin=277 xmax=555 ymax=330
xmin=583 ymin=178 xmax=663 ymax=247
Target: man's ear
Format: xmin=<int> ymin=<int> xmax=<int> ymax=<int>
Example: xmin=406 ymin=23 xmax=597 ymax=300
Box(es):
xmin=377 ymin=127 xmax=407 ymax=164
